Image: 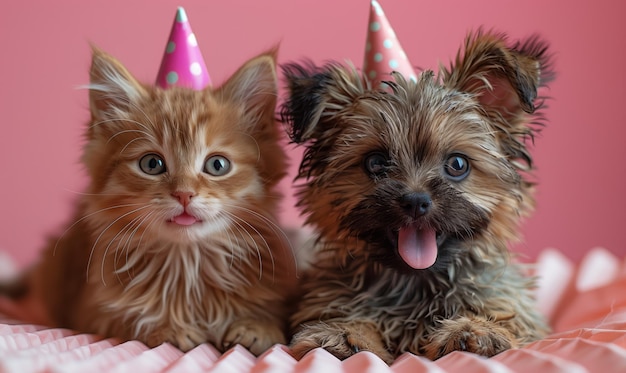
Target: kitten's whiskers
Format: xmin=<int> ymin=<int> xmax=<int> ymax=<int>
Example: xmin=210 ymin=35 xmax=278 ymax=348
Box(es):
xmin=112 ymin=210 xmax=156 ymax=285
xmin=223 ymin=203 xmax=296 ymax=273
xmin=90 ymin=118 xmax=156 ymax=141
xmin=119 ymin=136 xmax=151 ymax=155
xmin=62 ymin=189 xmax=130 ymax=197
xmin=223 ymin=213 xmax=264 ymax=277
xmin=54 ymin=202 xmax=145 ymax=257
xmin=86 ymin=204 xmax=152 ymax=284
xmin=127 ymin=101 xmax=158 ymax=131
xmin=221 ymin=216 xmax=243 ymax=269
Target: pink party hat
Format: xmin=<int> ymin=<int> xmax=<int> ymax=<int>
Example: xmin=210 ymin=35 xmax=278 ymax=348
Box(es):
xmin=363 ymin=0 xmax=416 ymax=86
xmin=156 ymin=7 xmax=211 ymax=89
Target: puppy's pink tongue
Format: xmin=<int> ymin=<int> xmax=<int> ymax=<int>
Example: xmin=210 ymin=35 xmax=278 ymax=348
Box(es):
xmin=397 ymin=226 xmax=438 ymax=269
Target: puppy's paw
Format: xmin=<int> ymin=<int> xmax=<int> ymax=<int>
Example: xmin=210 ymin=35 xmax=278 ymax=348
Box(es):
xmin=222 ymin=319 xmax=286 ymax=355
xmin=424 ymin=316 xmax=517 ymax=359
xmin=290 ymin=321 xmax=394 ymax=364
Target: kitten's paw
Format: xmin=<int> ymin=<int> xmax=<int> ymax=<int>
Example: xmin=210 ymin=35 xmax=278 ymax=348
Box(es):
xmin=290 ymin=321 xmax=394 ymax=364
xmin=222 ymin=319 xmax=286 ymax=355
xmin=424 ymin=316 xmax=517 ymax=360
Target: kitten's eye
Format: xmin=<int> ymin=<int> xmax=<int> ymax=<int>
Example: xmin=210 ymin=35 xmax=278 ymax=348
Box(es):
xmin=204 ymin=155 xmax=231 ymax=176
xmin=364 ymin=152 xmax=389 ymax=175
xmin=444 ymin=154 xmax=470 ymax=181
xmin=139 ymin=154 xmax=166 ymax=175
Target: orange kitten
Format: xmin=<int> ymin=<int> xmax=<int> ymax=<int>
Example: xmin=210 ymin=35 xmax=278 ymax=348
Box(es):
xmin=5 ymin=47 xmax=295 ymax=354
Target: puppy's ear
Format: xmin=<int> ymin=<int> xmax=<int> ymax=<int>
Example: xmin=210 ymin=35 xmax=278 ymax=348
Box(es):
xmin=280 ymin=62 xmax=364 ymax=143
xmin=443 ymin=30 xmax=553 ymax=167
xmin=444 ymin=30 xmax=553 ymax=116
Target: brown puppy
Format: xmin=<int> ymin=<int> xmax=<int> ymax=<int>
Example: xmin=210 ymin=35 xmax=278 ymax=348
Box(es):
xmin=280 ymin=29 xmax=553 ymax=363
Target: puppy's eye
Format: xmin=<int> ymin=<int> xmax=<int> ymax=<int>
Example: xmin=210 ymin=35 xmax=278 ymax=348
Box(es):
xmin=139 ymin=153 xmax=166 ymax=175
xmin=204 ymin=155 xmax=231 ymax=176
xmin=364 ymin=153 xmax=388 ymax=175
xmin=444 ymin=154 xmax=470 ymax=181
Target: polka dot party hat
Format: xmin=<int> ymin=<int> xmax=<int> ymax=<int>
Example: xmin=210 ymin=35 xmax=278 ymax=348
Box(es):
xmin=156 ymin=7 xmax=211 ymax=89
xmin=363 ymin=0 xmax=416 ymax=87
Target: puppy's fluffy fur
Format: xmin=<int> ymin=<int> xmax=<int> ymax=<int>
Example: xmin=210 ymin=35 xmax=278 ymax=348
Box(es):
xmin=280 ymin=30 xmax=553 ymax=363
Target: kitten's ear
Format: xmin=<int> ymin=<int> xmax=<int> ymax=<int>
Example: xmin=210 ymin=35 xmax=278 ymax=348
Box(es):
xmin=219 ymin=49 xmax=279 ymax=125
xmin=280 ymin=62 xmax=364 ymax=143
xmin=443 ymin=30 xmax=553 ymax=166
xmin=88 ymin=46 xmax=147 ymax=121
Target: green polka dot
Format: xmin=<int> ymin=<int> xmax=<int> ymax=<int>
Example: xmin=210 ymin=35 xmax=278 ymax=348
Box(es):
xmin=166 ymin=71 xmax=178 ymax=85
xmin=369 ymin=70 xmax=377 ymax=79
xmin=370 ymin=21 xmax=381 ymax=32
xmin=389 ymin=59 xmax=399 ymax=69
xmin=383 ymin=39 xmax=392 ymax=49
xmin=166 ymin=41 xmax=176 ymax=54
xmin=374 ymin=53 xmax=383 ymax=62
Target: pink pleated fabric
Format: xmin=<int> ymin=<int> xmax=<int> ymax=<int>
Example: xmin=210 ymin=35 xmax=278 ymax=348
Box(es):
xmin=1 ymin=247 xmax=625 ymax=373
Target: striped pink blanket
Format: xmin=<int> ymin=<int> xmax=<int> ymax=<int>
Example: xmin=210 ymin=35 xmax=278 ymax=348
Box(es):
xmin=1 ymin=248 xmax=625 ymax=372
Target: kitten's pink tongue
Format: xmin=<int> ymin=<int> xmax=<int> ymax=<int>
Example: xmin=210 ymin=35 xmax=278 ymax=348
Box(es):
xmin=397 ymin=225 xmax=438 ymax=269
xmin=172 ymin=213 xmax=198 ymax=226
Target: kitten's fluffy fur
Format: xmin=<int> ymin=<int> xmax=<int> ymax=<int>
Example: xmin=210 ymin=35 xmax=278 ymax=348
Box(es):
xmin=5 ymin=47 xmax=295 ymax=354
xmin=280 ymin=30 xmax=553 ymax=363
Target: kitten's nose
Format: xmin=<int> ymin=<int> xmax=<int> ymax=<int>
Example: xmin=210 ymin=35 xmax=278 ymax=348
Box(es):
xmin=400 ymin=192 xmax=432 ymax=218
xmin=172 ymin=191 xmax=195 ymax=207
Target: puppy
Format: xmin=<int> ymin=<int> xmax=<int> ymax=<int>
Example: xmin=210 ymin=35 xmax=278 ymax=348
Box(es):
xmin=280 ymin=30 xmax=553 ymax=363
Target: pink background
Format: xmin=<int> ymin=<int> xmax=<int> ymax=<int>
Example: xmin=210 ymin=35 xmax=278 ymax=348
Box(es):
xmin=0 ymin=0 xmax=624 ymax=268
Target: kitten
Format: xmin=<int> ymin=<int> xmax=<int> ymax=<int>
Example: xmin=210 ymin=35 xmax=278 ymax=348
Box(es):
xmin=3 ymin=46 xmax=295 ymax=355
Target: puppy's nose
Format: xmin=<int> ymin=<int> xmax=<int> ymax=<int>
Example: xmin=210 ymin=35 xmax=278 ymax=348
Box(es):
xmin=401 ymin=193 xmax=432 ymax=218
